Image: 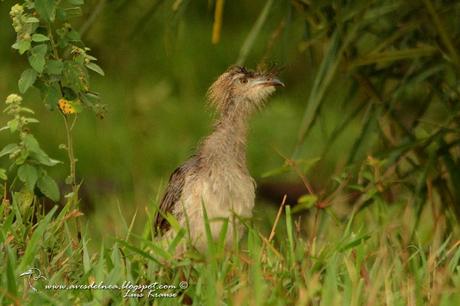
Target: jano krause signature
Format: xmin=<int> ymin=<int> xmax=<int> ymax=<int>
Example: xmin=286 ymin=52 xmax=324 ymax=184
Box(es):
xmin=19 ymin=268 xmax=188 ymax=299
xmin=120 ymin=281 xmax=189 ymax=299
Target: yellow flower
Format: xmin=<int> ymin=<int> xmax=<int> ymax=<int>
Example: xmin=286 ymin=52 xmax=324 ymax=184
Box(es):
xmin=58 ymin=98 xmax=76 ymax=115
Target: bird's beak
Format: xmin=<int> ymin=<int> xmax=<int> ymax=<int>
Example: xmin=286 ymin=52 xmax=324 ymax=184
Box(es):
xmin=253 ymin=77 xmax=285 ymax=88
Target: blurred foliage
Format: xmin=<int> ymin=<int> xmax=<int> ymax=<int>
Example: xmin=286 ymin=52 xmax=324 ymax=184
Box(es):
xmin=2 ymin=0 xmax=105 ymax=207
xmin=0 ymin=0 xmax=459 ymax=224
xmin=1 ymin=93 xmax=61 ymax=202
xmin=288 ymin=0 xmax=460 ymax=225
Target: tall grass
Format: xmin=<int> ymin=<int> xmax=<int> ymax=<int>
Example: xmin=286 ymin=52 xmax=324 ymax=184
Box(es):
xmin=1 ymin=190 xmax=459 ymax=304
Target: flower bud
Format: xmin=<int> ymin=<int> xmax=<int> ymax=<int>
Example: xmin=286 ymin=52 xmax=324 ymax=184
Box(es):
xmin=9 ymin=4 xmax=24 ymax=17
xmin=5 ymin=93 xmax=23 ymax=105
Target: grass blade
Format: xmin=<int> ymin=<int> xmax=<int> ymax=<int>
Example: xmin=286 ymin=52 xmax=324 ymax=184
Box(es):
xmin=236 ymin=0 xmax=274 ymax=65
xmin=17 ymin=206 xmax=57 ymax=273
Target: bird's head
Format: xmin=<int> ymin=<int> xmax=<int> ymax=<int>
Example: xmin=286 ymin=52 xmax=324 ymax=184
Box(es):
xmin=207 ymin=65 xmax=284 ymax=116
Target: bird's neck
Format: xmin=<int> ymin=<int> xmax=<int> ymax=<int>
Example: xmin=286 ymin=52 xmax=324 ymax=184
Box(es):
xmin=200 ymin=107 xmax=250 ymax=167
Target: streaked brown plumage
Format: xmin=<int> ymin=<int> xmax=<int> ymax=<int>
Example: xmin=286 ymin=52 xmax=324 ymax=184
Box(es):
xmin=154 ymin=65 xmax=284 ymax=253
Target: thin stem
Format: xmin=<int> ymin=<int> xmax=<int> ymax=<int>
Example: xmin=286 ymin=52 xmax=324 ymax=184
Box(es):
xmin=63 ymin=114 xmax=78 ymax=199
xmin=63 ymin=113 xmax=81 ymax=240
xmin=47 ymin=24 xmax=59 ymax=60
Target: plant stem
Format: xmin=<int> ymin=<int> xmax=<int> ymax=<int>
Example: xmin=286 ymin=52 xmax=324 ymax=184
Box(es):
xmin=63 ymin=114 xmax=78 ymax=201
xmin=48 ymin=23 xmax=79 ymax=202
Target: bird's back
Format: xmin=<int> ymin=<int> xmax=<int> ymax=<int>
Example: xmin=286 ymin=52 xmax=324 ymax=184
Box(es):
xmin=154 ymin=156 xmax=200 ymax=234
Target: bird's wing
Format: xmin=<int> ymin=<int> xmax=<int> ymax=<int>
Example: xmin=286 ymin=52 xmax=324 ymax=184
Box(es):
xmin=154 ymin=157 xmax=198 ymax=235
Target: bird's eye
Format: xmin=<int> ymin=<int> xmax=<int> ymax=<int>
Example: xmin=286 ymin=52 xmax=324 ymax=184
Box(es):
xmin=240 ymin=78 xmax=248 ymax=84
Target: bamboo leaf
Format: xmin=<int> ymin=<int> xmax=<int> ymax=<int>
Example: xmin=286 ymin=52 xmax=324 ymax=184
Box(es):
xmin=295 ymin=30 xmax=342 ymax=156
xmin=236 ymin=0 xmax=274 ymax=65
xmin=352 ymin=47 xmax=437 ymax=67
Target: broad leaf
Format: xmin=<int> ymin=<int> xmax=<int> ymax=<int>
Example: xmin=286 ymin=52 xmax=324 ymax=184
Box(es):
xmin=18 ymin=69 xmax=38 ymax=93
xmin=37 ymin=174 xmax=60 ymax=201
xmin=28 ymin=44 xmax=48 ymax=73
xmin=12 ymin=40 xmax=31 ymax=54
xmin=18 ymin=164 xmax=38 ymax=191
xmin=22 ymin=134 xmax=41 ymax=154
xmin=46 ymin=60 xmax=63 ymax=75
xmin=35 ymin=0 xmax=57 ymax=22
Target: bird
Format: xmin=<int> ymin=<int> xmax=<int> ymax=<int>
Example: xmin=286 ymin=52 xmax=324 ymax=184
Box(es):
xmin=154 ymin=65 xmax=284 ymax=254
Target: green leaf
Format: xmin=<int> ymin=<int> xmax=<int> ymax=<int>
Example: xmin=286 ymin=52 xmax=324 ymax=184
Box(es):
xmin=295 ymin=31 xmax=342 ymax=155
xmin=67 ymin=0 xmax=85 ymax=5
xmin=35 ymin=82 xmax=61 ymax=108
xmin=6 ymin=247 xmax=18 ymax=299
xmin=18 ymin=206 xmax=57 ymax=272
xmin=292 ymin=194 xmax=318 ymax=213
xmin=167 ymin=228 xmax=186 ymax=254
xmin=164 ymin=212 xmax=181 ymax=232
xmin=27 ymin=57 xmax=44 ymax=73
xmin=18 ymin=164 xmax=38 ymax=191
xmin=0 ymin=143 xmax=20 ymax=158
xmin=116 ymin=239 xmax=165 ymax=264
xmin=25 ymin=17 xmax=40 ymax=23
xmin=15 ymin=151 xmax=29 ymax=165
xmin=22 ymin=135 xmax=61 ymax=166
xmin=285 ymin=205 xmax=295 ymax=265
xmin=7 ymin=119 xmax=19 ymax=133
xmin=85 ymin=62 xmax=105 ymax=76
xmin=14 ymin=190 xmax=34 ymax=213
xmin=338 ymin=234 xmax=371 ymax=252
xmin=43 ymin=84 xmax=61 ymax=106
xmin=35 ymin=0 xmax=57 ymax=22
xmin=31 ymin=152 xmax=61 ymax=166
xmin=12 ymin=40 xmax=31 ymax=54
xmin=18 ymin=107 xmax=35 ymax=114
xmin=62 ymin=86 xmax=78 ymax=100
xmin=37 ymin=174 xmax=60 ymax=201
xmin=18 ymin=69 xmax=38 ymax=94
xmin=67 ymin=30 xmax=81 ymax=42
xmin=28 ymin=44 xmax=48 ymax=73
xmin=31 ymin=33 xmax=50 ymax=42
xmin=67 ymin=99 xmax=83 ymax=113
xmin=58 ymin=6 xmax=82 ymax=20
xmin=56 ymin=7 xmax=68 ymax=21
xmin=46 ymin=60 xmax=63 ymax=75
xmin=261 ymin=164 xmax=290 ymax=178
xmin=23 ymin=117 xmax=39 ymax=124
xmin=0 ymin=168 xmax=7 ymax=180
xmin=22 ymin=134 xmax=41 ymax=153
xmin=352 ymin=47 xmax=437 ymax=67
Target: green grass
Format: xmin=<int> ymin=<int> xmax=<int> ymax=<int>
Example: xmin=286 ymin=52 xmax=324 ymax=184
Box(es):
xmin=1 ymin=190 xmax=459 ymax=305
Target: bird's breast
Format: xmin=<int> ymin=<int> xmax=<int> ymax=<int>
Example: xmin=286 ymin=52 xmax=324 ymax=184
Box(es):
xmin=181 ymin=163 xmax=255 ymax=219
